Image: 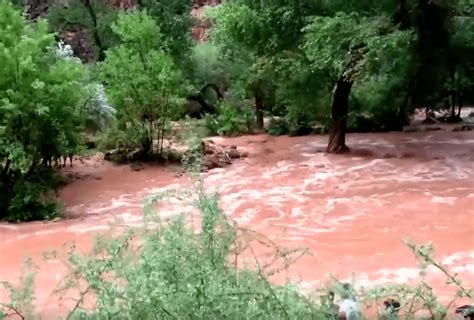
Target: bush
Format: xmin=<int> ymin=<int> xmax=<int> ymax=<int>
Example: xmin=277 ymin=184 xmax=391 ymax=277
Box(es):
xmin=205 ymin=100 xmax=254 ymax=136
xmin=0 ymin=1 xmax=89 ymax=221
xmin=270 ymin=54 xmax=332 ymax=136
xmin=348 ymin=75 xmax=406 ymax=133
xmin=97 ymin=9 xmax=187 ymax=157
xmin=267 ymin=117 xmax=290 ymax=136
xmin=74 ymin=192 xmax=323 ymax=319
xmin=139 ymin=0 xmax=193 ymax=64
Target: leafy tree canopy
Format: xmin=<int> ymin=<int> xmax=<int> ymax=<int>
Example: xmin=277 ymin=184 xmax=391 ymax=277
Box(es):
xmin=0 ymin=0 xmax=89 ymax=221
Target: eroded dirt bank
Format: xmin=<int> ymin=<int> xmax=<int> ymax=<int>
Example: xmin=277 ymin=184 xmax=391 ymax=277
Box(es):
xmin=1 ymin=130 xmax=473 ymax=316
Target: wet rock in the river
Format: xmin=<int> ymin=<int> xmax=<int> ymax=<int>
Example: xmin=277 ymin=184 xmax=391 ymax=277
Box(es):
xmin=104 ymin=148 xmax=138 ymax=163
xmin=102 ymin=140 xmax=245 ymax=170
xmin=227 ymin=148 xmax=241 ymax=159
xmin=399 ymin=152 xmax=416 ymax=159
xmin=104 ymin=149 xmax=122 ymax=161
xmin=421 ymin=116 xmax=437 ymax=124
xmin=403 ymin=125 xmax=421 ymax=133
xmin=424 ymin=126 xmax=442 ymax=132
xmin=403 ymin=124 xmax=444 ymax=133
xmin=103 ymin=148 xmax=155 ymax=163
xmin=167 ymin=150 xmax=183 ymax=163
xmin=127 ymin=148 xmax=142 ymax=161
xmin=130 ymin=162 xmax=144 ymax=171
xmin=382 ymin=153 xmax=397 ymax=159
xmin=313 ymin=125 xmax=328 ymax=134
xmin=200 ymin=141 xmax=246 ymax=171
xmin=452 ymin=124 xmax=474 ymax=131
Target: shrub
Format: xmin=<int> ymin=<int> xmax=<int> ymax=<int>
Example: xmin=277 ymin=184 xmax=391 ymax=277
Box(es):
xmin=267 ymin=117 xmax=290 ymax=136
xmin=271 ymin=53 xmax=332 ymax=137
xmin=348 ymin=75 xmax=404 ymax=133
xmin=82 ymin=83 xmax=116 ymax=134
xmin=205 ymin=100 xmax=254 ymax=136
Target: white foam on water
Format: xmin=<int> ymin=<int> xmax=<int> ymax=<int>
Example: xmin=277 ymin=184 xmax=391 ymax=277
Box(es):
xmin=441 ymin=251 xmax=474 ymax=265
xmin=289 ymin=225 xmax=337 ymax=234
xmin=341 ymin=267 xmax=426 ymax=288
xmin=66 ymin=224 xmax=110 ymax=234
xmin=451 ymin=265 xmax=474 ymax=274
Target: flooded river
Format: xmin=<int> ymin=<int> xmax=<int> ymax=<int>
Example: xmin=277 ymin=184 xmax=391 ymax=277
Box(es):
xmin=1 ymin=129 xmax=473 ymax=317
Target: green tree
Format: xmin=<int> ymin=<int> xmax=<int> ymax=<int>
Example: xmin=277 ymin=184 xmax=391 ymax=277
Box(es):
xmin=0 ymin=0 xmax=89 ymax=221
xmin=392 ymin=0 xmax=458 ymax=123
xmin=303 ymin=11 xmax=412 ymax=152
xmin=207 ymin=1 xmax=315 ymax=131
xmin=97 ymin=9 xmax=186 ymax=157
xmin=445 ymin=1 xmax=474 ymax=120
xmin=208 ymin=0 xmax=412 ymax=140
xmin=139 ymin=0 xmax=193 ymax=65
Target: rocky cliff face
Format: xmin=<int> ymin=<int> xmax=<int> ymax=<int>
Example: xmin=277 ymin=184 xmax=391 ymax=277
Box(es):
xmin=23 ymin=0 xmax=219 ymax=60
xmin=24 ymin=0 xmax=135 ymax=19
xmin=191 ymin=0 xmax=220 ymax=41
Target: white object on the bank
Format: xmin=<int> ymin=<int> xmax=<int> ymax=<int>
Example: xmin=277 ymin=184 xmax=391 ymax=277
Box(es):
xmin=339 ymin=298 xmax=360 ymax=320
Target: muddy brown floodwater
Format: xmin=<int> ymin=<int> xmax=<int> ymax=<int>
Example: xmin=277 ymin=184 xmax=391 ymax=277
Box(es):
xmin=1 ymin=129 xmax=474 ymax=317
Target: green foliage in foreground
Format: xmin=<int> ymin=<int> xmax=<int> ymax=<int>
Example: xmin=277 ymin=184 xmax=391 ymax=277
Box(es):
xmin=1 ymin=182 xmax=472 ymax=319
xmin=0 ymin=189 xmax=326 ymax=319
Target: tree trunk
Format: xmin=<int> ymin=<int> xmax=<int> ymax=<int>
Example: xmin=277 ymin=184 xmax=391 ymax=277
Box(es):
xmin=398 ymin=72 xmax=420 ymax=129
xmin=398 ymin=91 xmax=410 ymax=129
xmin=457 ymin=94 xmax=463 ymax=117
xmin=450 ymin=68 xmax=456 ymax=117
xmin=2 ymin=159 xmax=11 ymax=179
xmin=457 ymin=103 xmax=463 ymax=118
xmin=394 ymin=0 xmax=410 ymax=29
xmin=81 ymin=0 xmax=106 ymax=61
xmin=255 ymin=93 xmax=264 ymax=131
xmin=142 ymin=136 xmax=152 ymax=156
xmin=450 ymin=96 xmax=456 ymax=118
xmin=327 ymin=79 xmax=353 ymax=154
